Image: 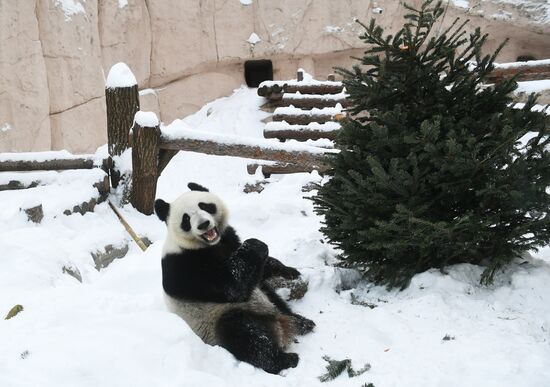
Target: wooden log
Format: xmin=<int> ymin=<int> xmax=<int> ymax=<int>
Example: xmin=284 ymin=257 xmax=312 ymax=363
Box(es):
xmin=131 ymin=116 xmax=160 ymax=215
xmin=159 ymin=136 xmax=331 ymax=172
xmin=105 ymin=82 xmax=140 ymax=188
xmin=257 ymin=85 xmax=284 ymax=101
xmin=258 ymin=85 xmax=269 ymax=96
xmin=487 ymin=62 xmax=550 ymax=83
xmin=0 ymin=157 xmax=106 ymax=172
xmin=0 ymin=174 xmax=109 ymax=195
xmin=272 ymin=84 xmax=283 ymax=94
xmin=284 ymin=83 xmax=343 ymax=94
xmin=280 ymin=95 xmax=350 ymax=109
xmin=247 ymin=161 xmax=330 ymax=176
xmin=271 ymin=112 xmax=339 ymax=125
xmin=158 ymin=149 xmax=179 ymax=176
xmin=258 ymin=82 xmax=343 ymax=98
xmin=264 ymin=127 xmax=339 ymax=141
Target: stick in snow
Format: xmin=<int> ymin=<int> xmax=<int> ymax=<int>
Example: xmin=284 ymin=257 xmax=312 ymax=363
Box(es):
xmin=107 ymin=200 xmax=148 ymax=252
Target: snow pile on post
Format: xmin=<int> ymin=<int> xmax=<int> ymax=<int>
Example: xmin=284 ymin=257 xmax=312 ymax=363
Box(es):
xmin=106 ymin=62 xmax=138 ymax=89
xmin=133 ymin=111 xmax=160 ymax=128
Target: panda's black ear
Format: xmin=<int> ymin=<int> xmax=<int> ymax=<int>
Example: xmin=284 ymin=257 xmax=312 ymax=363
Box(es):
xmin=188 ymin=182 xmax=209 ymax=192
xmin=155 ymin=199 xmax=170 ymax=222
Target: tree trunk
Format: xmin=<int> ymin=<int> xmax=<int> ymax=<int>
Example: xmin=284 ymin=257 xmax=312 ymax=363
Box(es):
xmin=131 ymin=121 xmax=160 ymax=215
xmin=106 ymin=84 xmax=140 ymax=188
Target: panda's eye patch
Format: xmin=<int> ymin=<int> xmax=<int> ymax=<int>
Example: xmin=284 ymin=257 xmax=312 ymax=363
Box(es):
xmin=198 ymin=202 xmax=217 ymax=215
xmin=181 ymin=213 xmax=191 ymax=232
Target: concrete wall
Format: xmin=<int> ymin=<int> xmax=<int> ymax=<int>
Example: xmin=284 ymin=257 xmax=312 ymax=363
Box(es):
xmin=1 ymin=0 xmax=549 ymax=153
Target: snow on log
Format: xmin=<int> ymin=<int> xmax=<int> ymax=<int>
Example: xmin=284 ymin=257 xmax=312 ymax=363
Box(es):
xmin=159 ymin=128 xmax=335 ymax=172
xmin=105 ymin=62 xmax=138 ymax=89
xmin=272 ymin=105 xmax=346 ymax=125
xmin=259 ymin=75 xmax=344 ymax=100
xmin=260 ymin=75 xmax=342 ymax=88
xmin=488 ymin=60 xmax=550 ymax=83
xmin=133 ymin=111 xmax=159 ymax=128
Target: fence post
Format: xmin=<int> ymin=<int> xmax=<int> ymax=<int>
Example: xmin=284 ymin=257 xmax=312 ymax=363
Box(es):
xmin=131 ymin=111 xmax=160 ymax=215
xmin=297 ymin=69 xmax=304 ymax=82
xmin=105 ymin=63 xmax=140 ymax=188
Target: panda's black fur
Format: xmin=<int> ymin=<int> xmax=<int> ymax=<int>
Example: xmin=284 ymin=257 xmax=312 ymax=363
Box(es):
xmin=156 ymin=183 xmax=315 ymax=374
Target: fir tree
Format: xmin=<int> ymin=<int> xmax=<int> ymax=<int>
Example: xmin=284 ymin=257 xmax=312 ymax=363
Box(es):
xmin=313 ymin=0 xmax=550 ymax=289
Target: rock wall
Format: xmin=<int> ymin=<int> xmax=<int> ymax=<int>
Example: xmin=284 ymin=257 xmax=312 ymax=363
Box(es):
xmin=1 ymin=0 xmax=549 ymax=153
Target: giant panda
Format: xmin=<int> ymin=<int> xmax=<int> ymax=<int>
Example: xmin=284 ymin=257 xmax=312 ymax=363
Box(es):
xmin=155 ymin=182 xmax=315 ymax=374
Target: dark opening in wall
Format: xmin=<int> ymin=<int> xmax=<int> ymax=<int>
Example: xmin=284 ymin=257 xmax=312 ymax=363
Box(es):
xmin=244 ymin=60 xmax=273 ymax=87
xmin=516 ymin=55 xmax=536 ymax=62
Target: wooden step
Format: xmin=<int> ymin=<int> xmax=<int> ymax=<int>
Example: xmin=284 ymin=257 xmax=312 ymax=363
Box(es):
xmin=264 ymin=121 xmax=340 ymax=141
xmin=280 ymin=94 xmax=350 ymax=109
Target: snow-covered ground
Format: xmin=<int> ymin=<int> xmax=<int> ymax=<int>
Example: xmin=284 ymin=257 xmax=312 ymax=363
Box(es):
xmin=1 ymin=87 xmax=550 ymax=387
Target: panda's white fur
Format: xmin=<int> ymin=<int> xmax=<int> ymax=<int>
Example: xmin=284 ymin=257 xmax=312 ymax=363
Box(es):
xmin=162 ymin=191 xmax=229 ymax=254
xmin=165 ymin=288 xmax=279 ymax=346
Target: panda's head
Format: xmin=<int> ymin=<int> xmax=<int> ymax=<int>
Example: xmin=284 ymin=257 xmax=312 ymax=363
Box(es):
xmin=155 ymin=183 xmax=229 ymax=251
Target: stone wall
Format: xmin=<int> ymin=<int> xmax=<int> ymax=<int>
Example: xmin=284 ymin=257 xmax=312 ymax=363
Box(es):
xmin=1 ymin=0 xmax=549 ymax=153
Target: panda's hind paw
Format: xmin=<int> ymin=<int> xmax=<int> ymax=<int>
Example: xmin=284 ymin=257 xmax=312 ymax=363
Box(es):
xmin=293 ymin=315 xmax=316 ymax=335
xmin=280 ymin=352 xmax=299 ymax=369
xmin=279 ymin=266 xmax=301 ymax=280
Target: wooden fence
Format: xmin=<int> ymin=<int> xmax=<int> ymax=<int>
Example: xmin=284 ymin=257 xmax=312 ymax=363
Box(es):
xmin=3 ymin=59 xmax=548 ymax=217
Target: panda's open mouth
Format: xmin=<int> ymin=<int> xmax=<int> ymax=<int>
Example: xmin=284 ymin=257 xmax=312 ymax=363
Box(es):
xmin=201 ymin=227 xmax=219 ymax=243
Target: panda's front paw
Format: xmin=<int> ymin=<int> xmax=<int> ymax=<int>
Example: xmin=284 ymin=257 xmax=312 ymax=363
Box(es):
xmin=242 ymin=238 xmax=269 ymax=260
